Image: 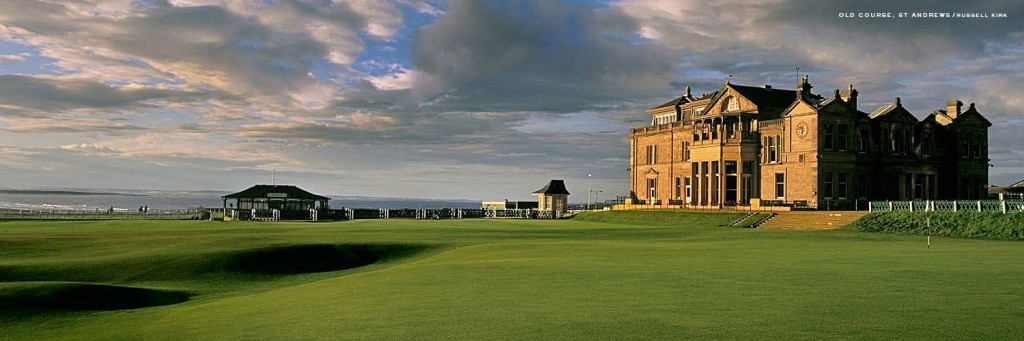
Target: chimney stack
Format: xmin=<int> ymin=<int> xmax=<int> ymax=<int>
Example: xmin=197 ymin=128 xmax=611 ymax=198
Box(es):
xmin=796 ymin=74 xmax=813 ymax=101
xmin=946 ymin=100 xmax=963 ymax=119
xmin=840 ymin=84 xmax=858 ymax=109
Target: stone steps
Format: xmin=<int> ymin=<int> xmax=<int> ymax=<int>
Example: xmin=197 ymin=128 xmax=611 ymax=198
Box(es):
xmin=758 ymin=211 xmax=869 ymax=230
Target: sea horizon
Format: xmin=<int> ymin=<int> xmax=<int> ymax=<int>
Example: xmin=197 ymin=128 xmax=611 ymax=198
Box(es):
xmin=0 ymin=187 xmax=489 ymax=211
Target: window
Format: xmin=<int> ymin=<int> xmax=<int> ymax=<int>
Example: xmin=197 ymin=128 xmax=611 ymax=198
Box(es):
xmin=711 ymin=161 xmax=719 ymax=205
xmin=695 ymin=107 xmax=705 ymax=116
xmin=838 ymin=172 xmax=848 ymax=199
xmin=921 ymin=130 xmax=932 ymax=157
xmin=774 ymin=134 xmax=782 ymax=163
xmin=914 ymin=174 xmax=925 ymax=199
xmin=971 ymin=133 xmax=981 ymax=158
xmin=881 ymin=128 xmax=890 ymax=153
xmin=857 ymin=173 xmax=869 ymax=199
xmin=905 ymin=174 xmax=912 ymax=200
xmin=684 ymin=177 xmax=691 ymax=200
xmin=701 ymin=162 xmax=709 ymax=205
xmin=823 ymin=123 xmax=834 ymax=150
xmin=777 ymin=135 xmax=784 ymax=162
xmin=725 ymin=161 xmax=737 ymax=175
xmin=837 ymin=124 xmax=848 ymax=151
xmin=711 ymin=121 xmax=719 ymax=140
xmin=675 ymin=177 xmax=681 ymax=200
xmin=691 ymin=164 xmax=698 ymax=205
xmin=823 ymin=171 xmax=834 ymax=199
xmin=726 ymin=97 xmax=739 ymax=112
xmin=798 ymin=154 xmax=806 ymax=163
xmin=892 ymin=126 xmax=904 ymax=155
xmin=960 ymin=133 xmax=970 ymax=158
xmin=762 ymin=137 xmax=768 ymax=163
xmin=647 ymin=178 xmax=657 ymax=200
xmin=682 ymin=141 xmax=690 ymax=161
xmin=693 ymin=123 xmax=700 ymax=142
xmin=767 ymin=136 xmax=777 ymax=163
xmin=982 ymin=136 xmax=988 ymax=159
xmin=775 ymin=173 xmax=785 ymax=199
xmin=857 ymin=128 xmax=869 ymax=153
xmin=646 ymin=145 xmax=657 ymax=165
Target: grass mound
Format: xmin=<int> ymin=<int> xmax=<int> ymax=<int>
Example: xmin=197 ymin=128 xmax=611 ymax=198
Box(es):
xmin=572 ymin=210 xmax=745 ymax=226
xmin=0 ymin=282 xmax=189 ymax=313
xmin=848 ymin=211 xmax=1024 ymax=240
xmin=222 ymin=244 xmax=431 ymax=275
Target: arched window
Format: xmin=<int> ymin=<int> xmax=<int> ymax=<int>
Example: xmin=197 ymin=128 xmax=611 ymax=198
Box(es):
xmin=723 ymin=97 xmax=739 ymax=112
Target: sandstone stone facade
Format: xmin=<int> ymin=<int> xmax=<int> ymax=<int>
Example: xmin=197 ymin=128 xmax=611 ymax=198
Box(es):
xmin=628 ymin=76 xmax=991 ymax=210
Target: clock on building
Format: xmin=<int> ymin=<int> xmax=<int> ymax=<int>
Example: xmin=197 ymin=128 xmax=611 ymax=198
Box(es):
xmin=796 ymin=122 xmax=809 ymax=138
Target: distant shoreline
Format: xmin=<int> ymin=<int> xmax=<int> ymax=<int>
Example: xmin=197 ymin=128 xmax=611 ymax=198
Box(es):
xmin=0 ymin=190 xmax=149 ymax=197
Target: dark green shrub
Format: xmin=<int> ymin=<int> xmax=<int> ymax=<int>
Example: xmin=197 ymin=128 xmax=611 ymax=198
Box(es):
xmin=848 ymin=211 xmax=1024 ymax=241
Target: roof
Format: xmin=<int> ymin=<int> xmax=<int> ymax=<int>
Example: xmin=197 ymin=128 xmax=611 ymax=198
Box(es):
xmin=868 ymin=99 xmax=916 ymax=122
xmin=952 ymin=103 xmax=993 ymax=127
xmin=650 ymin=96 xmax=688 ymax=110
xmin=532 ymin=180 xmax=570 ymax=195
xmin=728 ymin=84 xmax=798 ymax=109
xmin=1009 ymin=180 xmax=1024 ymax=188
xmin=868 ymin=104 xmax=898 ymax=119
xmin=222 ymin=185 xmax=330 ymax=200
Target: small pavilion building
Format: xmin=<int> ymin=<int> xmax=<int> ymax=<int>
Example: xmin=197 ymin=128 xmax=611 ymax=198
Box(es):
xmin=533 ymin=180 xmax=570 ymax=218
xmin=222 ymin=184 xmax=330 ymax=220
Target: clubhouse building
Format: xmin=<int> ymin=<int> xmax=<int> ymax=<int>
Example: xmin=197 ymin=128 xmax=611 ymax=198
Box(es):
xmin=628 ymin=76 xmax=991 ymax=210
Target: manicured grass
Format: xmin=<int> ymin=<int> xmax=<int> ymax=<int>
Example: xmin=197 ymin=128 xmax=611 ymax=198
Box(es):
xmin=1 ymin=212 xmax=1023 ymax=340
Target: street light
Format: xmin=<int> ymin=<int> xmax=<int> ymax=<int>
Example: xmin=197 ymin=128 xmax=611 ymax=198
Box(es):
xmin=587 ymin=174 xmax=592 ymax=210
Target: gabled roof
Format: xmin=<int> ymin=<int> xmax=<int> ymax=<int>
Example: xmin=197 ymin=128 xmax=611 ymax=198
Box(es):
xmin=868 ymin=98 xmax=917 ymax=123
xmin=1009 ymin=179 xmax=1024 ymax=188
xmin=532 ymin=180 xmax=570 ymax=195
xmin=728 ymin=84 xmax=797 ymax=109
xmin=223 ymin=185 xmax=330 ymax=200
xmin=817 ymin=89 xmax=848 ymax=109
xmin=868 ymin=104 xmax=897 ymax=119
xmin=701 ymin=83 xmax=797 ymax=120
xmin=928 ymin=110 xmax=955 ymax=126
xmin=919 ymin=113 xmax=942 ymax=127
xmin=952 ymin=103 xmax=993 ymax=127
xmin=650 ymin=96 xmax=688 ymax=110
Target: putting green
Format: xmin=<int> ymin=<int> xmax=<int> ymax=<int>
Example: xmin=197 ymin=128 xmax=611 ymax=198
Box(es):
xmin=1 ymin=212 xmax=1022 ymax=340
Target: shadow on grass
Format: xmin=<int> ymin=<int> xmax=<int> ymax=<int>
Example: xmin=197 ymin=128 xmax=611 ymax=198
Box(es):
xmin=0 ymin=243 xmax=434 ymax=319
xmin=221 ymin=244 xmax=432 ymax=275
xmin=0 ymin=282 xmax=190 ymax=315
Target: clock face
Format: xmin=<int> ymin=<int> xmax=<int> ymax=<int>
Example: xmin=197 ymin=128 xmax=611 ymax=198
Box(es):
xmin=796 ymin=122 xmax=809 ymax=138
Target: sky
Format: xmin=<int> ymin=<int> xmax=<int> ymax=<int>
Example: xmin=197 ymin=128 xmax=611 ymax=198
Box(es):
xmin=0 ymin=0 xmax=1022 ymax=201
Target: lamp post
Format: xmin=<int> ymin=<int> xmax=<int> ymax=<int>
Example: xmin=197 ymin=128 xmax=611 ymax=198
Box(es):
xmin=587 ymin=174 xmax=592 ymax=210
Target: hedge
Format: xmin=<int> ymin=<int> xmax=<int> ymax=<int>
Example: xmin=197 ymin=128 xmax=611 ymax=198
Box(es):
xmin=848 ymin=211 xmax=1024 ymax=241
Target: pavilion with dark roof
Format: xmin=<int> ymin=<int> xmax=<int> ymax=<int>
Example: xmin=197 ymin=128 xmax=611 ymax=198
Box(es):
xmin=533 ymin=180 xmax=570 ymax=218
xmin=222 ymin=184 xmax=330 ymax=220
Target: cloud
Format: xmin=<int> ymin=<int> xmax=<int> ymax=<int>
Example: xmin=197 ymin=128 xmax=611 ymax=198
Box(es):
xmin=409 ymin=0 xmax=675 ymax=102
xmin=0 ymin=0 xmax=1021 ymax=199
xmin=0 ymin=0 xmax=411 ymax=111
xmin=0 ymin=74 xmax=200 ymax=114
xmin=364 ymin=67 xmax=417 ymax=91
xmin=0 ymin=52 xmax=30 ymax=62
